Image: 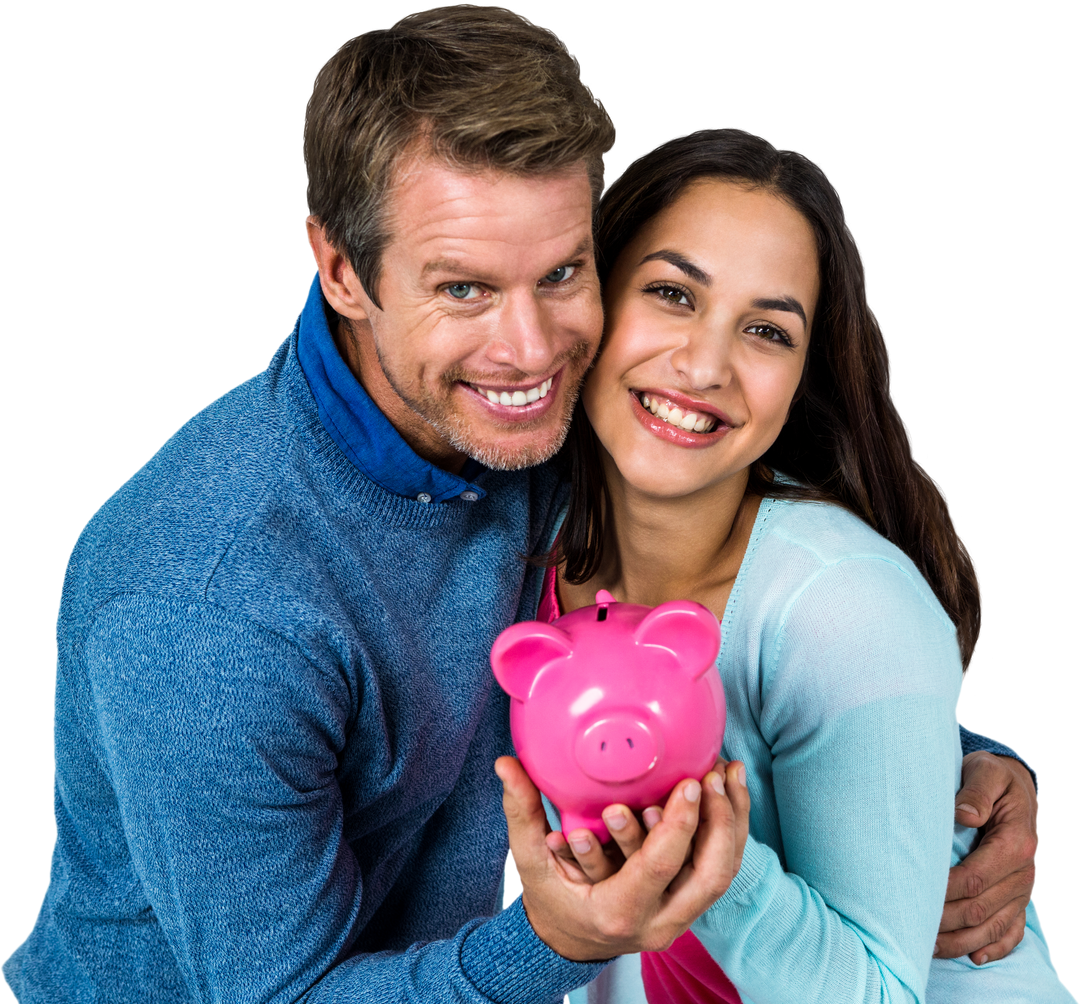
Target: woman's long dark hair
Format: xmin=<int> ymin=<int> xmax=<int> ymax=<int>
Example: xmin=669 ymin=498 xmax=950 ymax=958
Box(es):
xmin=559 ymin=129 xmax=980 ymax=668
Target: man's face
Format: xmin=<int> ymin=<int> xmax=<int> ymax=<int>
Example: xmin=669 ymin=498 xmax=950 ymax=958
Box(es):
xmin=334 ymin=155 xmax=603 ymax=472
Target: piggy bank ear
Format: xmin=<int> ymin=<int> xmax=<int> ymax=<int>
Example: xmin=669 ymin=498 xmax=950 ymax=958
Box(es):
xmin=491 ymin=622 xmax=573 ymax=700
xmin=633 ymin=601 xmax=721 ymax=680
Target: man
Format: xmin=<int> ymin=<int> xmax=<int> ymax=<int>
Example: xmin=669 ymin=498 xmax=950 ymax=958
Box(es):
xmin=3 ymin=7 xmax=1038 ymax=1002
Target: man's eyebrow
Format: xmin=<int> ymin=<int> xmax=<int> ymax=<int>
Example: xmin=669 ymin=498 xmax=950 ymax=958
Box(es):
xmin=421 ymin=238 xmax=594 ymax=279
xmin=638 ymin=250 xmax=711 ymax=286
xmin=752 ymin=296 xmax=807 ymax=326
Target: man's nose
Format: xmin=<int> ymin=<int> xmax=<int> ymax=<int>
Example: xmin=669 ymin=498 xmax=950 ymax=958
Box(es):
xmin=485 ymin=290 xmax=558 ymax=374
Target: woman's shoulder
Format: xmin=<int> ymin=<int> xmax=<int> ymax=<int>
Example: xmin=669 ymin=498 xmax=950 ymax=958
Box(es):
xmin=734 ymin=497 xmax=958 ymax=657
xmin=727 ymin=497 xmax=964 ymax=726
xmin=757 ymin=495 xmax=911 ymax=566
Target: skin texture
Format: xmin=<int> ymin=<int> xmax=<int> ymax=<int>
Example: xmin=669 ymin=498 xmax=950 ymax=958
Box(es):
xmin=563 ymin=180 xmax=818 ymax=619
xmin=309 ymin=151 xmax=602 ymax=474
xmin=583 ymin=179 xmax=817 ymax=513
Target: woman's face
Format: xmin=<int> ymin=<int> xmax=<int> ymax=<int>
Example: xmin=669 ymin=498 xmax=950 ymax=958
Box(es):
xmin=583 ymin=178 xmax=819 ymax=500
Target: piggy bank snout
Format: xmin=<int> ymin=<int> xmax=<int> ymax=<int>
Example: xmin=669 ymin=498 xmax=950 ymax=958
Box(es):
xmin=573 ymin=715 xmax=659 ymax=784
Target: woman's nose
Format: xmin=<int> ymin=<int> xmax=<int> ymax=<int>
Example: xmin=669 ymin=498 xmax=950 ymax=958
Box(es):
xmin=669 ymin=325 xmax=731 ymax=391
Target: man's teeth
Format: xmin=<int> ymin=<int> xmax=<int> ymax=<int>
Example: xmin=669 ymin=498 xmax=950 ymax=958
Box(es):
xmin=481 ymin=378 xmax=553 ymax=407
xmin=640 ymin=393 xmax=717 ymax=433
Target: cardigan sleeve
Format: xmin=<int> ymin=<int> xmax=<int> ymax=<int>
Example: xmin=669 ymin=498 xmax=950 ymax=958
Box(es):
xmin=692 ymin=556 xmax=963 ymax=1004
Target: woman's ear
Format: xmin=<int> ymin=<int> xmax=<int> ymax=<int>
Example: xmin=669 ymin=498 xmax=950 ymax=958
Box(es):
xmin=306 ymin=217 xmax=375 ymax=323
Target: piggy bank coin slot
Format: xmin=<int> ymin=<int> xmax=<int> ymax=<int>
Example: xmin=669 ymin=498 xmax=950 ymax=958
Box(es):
xmin=596 ymin=607 xmax=608 ymax=622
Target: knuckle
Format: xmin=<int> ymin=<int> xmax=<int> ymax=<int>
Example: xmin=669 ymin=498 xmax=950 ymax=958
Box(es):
xmin=642 ymin=924 xmax=684 ymax=953
xmin=957 ymin=870 xmax=986 ymax=901
xmin=987 ymin=912 xmax=1010 ymax=944
xmin=961 ymin=898 xmax=989 ymax=928
xmin=597 ymin=913 xmax=635 ymax=943
xmin=1017 ymin=864 xmax=1036 ymax=894
xmin=643 ymin=855 xmax=675 ymax=886
xmin=1019 ymin=835 xmax=1039 ymax=862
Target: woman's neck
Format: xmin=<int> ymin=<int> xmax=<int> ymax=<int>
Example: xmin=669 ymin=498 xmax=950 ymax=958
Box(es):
xmin=559 ymin=459 xmax=761 ymax=619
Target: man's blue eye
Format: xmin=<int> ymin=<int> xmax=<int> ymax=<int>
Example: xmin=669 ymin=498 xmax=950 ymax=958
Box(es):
xmin=543 ymin=265 xmax=575 ymax=284
xmin=447 ymin=283 xmax=474 ymax=299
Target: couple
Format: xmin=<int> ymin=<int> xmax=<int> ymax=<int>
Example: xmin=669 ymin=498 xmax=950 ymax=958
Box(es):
xmin=4 ymin=6 xmax=1071 ymax=1004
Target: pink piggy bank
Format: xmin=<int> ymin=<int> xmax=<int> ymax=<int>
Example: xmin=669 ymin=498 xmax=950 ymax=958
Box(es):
xmin=491 ymin=590 xmax=725 ymax=842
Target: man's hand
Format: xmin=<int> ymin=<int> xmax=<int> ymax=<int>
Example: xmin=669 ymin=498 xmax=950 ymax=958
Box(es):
xmin=495 ymin=756 xmax=750 ymax=962
xmin=936 ymin=751 xmax=1037 ymax=964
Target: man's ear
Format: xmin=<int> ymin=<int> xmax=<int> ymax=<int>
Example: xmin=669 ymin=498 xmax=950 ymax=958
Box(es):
xmin=306 ymin=217 xmax=374 ymax=322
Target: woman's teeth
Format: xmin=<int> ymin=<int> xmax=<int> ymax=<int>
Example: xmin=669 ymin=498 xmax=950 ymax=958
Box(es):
xmin=640 ymin=393 xmax=718 ymax=433
xmin=477 ymin=378 xmax=553 ymax=407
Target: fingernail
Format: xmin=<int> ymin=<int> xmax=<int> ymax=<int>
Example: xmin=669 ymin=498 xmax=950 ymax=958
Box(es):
xmin=977 ymin=953 xmax=989 ymax=966
xmin=737 ymin=766 xmax=746 ymax=787
xmin=570 ymin=837 xmax=591 ymax=855
xmin=684 ymin=780 xmax=701 ymax=804
xmin=933 ymin=941 xmax=940 ymax=957
xmin=604 ymin=809 xmax=627 ymax=831
xmin=643 ymin=806 xmax=662 ymax=828
xmin=956 ymin=803 xmax=978 ymax=816
xmin=707 ymin=772 xmax=725 ymax=795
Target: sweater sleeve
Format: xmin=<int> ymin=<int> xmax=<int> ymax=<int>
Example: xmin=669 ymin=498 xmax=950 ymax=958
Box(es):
xmin=958 ymin=725 xmax=1037 ymax=791
xmin=692 ymin=557 xmax=962 ymax=1004
xmin=83 ymin=593 xmax=603 ymax=1004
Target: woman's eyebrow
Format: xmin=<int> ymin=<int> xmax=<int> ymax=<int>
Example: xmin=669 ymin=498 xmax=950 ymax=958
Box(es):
xmin=752 ymin=296 xmax=806 ymax=325
xmin=638 ymin=250 xmax=711 ymax=286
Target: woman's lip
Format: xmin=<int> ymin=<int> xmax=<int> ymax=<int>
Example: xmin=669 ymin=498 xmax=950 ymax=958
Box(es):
xmin=628 ymin=389 xmax=731 ymax=448
xmin=633 ymin=387 xmax=733 ymax=426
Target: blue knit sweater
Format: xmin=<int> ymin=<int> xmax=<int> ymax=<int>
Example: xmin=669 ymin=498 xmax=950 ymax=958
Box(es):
xmin=3 ymin=282 xmax=606 ymax=1003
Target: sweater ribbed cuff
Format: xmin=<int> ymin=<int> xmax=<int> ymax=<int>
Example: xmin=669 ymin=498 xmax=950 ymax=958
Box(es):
xmin=460 ymin=898 xmax=609 ymax=1004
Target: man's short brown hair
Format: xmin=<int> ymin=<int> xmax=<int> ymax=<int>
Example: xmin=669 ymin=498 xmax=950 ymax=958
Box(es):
xmin=304 ymin=5 xmax=615 ymax=308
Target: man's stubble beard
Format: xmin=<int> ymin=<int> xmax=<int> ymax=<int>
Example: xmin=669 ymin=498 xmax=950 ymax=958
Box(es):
xmin=374 ymin=339 xmax=595 ymax=471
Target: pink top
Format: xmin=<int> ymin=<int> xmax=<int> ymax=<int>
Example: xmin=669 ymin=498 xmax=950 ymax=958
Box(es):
xmin=537 ymin=565 xmax=741 ymax=1004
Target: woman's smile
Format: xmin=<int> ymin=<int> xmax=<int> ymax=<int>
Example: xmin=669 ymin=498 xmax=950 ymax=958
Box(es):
xmin=629 ymin=388 xmax=733 ymax=447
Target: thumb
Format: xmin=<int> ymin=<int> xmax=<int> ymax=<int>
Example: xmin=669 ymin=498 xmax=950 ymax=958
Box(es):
xmin=495 ymin=757 xmax=550 ymax=860
xmin=954 ymin=772 xmax=993 ymax=824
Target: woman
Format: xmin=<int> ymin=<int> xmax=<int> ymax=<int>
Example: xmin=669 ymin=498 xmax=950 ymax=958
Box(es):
xmin=535 ymin=130 xmax=1071 ymax=1003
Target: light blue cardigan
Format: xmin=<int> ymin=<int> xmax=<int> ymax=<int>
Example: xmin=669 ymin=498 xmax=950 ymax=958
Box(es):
xmin=564 ymin=497 xmax=1073 ymax=1004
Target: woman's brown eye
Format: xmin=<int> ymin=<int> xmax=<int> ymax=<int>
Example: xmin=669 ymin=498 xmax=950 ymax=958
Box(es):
xmin=659 ymin=287 xmax=688 ymax=304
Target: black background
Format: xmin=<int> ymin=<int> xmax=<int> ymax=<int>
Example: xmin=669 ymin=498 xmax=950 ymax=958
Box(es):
xmin=6 ymin=5 xmax=1071 ymax=993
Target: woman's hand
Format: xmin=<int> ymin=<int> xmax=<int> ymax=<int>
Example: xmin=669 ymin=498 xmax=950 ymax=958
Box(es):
xmin=546 ymin=759 xmax=750 ymax=888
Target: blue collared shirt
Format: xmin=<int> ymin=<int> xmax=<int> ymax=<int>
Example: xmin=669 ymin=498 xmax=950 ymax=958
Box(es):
xmin=295 ymin=275 xmax=487 ymax=504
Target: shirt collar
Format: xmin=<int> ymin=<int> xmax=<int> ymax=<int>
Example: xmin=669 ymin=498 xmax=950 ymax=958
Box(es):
xmin=296 ymin=275 xmax=487 ymax=504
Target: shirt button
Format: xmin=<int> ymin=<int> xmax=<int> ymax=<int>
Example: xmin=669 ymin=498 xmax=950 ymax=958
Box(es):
xmin=460 ymin=491 xmax=479 ymax=502
xmin=417 ymin=493 xmax=432 ymax=504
